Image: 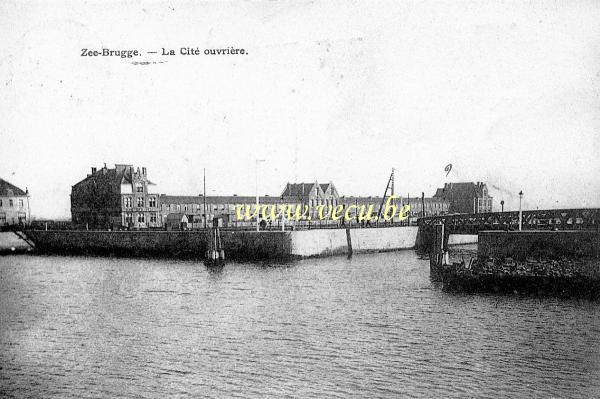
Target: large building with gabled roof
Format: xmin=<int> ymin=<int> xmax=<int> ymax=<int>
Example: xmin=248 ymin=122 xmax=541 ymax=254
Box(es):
xmin=0 ymin=178 xmax=30 ymax=227
xmin=433 ymin=182 xmax=493 ymax=214
xmin=71 ymin=164 xmax=160 ymax=229
xmin=281 ymin=181 xmax=340 ymax=212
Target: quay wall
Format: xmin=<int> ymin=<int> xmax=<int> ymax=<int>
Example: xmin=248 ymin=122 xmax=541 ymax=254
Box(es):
xmin=289 ymin=226 xmax=419 ymax=257
xmin=25 ymin=230 xmax=292 ymax=260
xmin=478 ymin=230 xmax=600 ymax=261
xmin=290 ymin=229 xmax=349 ymax=257
xmin=349 ymin=226 xmax=418 ymax=253
xmin=25 ymin=226 xmax=425 ymax=260
xmin=432 ymin=230 xmax=600 ymax=298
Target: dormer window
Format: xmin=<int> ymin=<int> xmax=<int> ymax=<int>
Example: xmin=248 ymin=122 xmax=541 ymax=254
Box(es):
xmin=136 ymin=184 xmax=144 ymax=193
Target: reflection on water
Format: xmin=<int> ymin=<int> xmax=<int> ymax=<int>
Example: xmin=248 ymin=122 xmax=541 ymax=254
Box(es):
xmin=1 ymin=251 xmax=599 ymax=398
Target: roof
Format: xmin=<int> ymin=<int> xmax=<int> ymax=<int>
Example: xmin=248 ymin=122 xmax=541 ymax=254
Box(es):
xmin=433 ymin=182 xmax=488 ymax=199
xmin=340 ymin=196 xmax=447 ymax=204
xmin=165 ymin=213 xmax=188 ymax=222
xmin=0 ymin=178 xmax=27 ymax=196
xmin=281 ymin=182 xmax=320 ymax=198
xmin=160 ymin=195 xmax=282 ymax=204
xmin=72 ymin=164 xmax=155 ymax=189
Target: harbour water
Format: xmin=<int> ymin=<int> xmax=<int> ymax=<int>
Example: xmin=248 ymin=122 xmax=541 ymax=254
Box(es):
xmin=1 ymin=250 xmax=599 ymax=398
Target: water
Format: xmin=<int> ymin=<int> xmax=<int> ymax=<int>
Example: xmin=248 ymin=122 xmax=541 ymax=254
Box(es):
xmin=1 ymin=251 xmax=599 ymax=398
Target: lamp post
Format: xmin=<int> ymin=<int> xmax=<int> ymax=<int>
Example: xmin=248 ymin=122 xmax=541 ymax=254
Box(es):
xmin=203 ymin=168 xmax=207 ymax=229
xmin=500 ymin=200 xmax=504 ymax=213
xmin=518 ymin=191 xmax=523 ymax=231
xmin=255 ymin=159 xmax=265 ymax=231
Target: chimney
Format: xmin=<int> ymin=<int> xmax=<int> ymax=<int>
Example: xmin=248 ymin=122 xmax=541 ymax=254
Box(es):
xmin=142 ymin=167 xmax=147 ymax=176
xmin=91 ymin=167 xmax=97 ymax=174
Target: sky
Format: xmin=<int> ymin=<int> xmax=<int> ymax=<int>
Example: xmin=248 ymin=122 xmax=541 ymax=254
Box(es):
xmin=1 ymin=0 xmax=599 ymax=219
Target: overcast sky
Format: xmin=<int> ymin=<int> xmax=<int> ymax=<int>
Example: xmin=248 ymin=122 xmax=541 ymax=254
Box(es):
xmin=2 ymin=1 xmax=599 ymax=219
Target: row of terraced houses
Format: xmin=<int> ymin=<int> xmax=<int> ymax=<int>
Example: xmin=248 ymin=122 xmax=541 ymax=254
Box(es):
xmin=70 ymin=164 xmax=493 ymax=230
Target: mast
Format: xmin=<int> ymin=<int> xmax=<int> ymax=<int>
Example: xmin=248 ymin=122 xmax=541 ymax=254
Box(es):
xmin=376 ymin=168 xmax=395 ymax=222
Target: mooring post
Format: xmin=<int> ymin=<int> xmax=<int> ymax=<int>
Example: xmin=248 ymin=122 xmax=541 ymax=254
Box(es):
xmin=429 ymin=221 xmax=446 ymax=281
xmin=346 ymin=228 xmax=353 ymax=256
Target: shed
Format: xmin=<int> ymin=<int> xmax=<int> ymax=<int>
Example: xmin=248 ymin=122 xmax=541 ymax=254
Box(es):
xmin=165 ymin=213 xmax=189 ymax=231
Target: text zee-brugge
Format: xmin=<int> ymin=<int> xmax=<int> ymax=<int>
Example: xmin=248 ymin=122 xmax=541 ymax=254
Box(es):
xmin=81 ymin=49 xmax=140 ymax=58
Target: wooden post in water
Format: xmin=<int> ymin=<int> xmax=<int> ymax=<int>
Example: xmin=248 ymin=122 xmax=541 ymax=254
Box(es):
xmin=429 ymin=221 xmax=446 ymax=280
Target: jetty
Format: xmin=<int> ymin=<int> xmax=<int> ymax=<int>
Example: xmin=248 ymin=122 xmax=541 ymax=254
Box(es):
xmin=429 ymin=228 xmax=600 ymax=298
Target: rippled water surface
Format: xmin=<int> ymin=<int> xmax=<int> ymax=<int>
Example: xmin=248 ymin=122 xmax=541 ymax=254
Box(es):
xmin=1 ymin=251 xmax=600 ymax=398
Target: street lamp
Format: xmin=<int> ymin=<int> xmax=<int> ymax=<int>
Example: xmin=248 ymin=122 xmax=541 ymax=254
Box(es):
xmin=500 ymin=200 xmax=504 ymax=213
xmin=255 ymin=159 xmax=266 ymax=231
xmin=518 ymin=191 xmax=523 ymax=231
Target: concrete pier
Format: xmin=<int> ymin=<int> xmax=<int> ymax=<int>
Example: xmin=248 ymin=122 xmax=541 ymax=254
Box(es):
xmin=25 ymin=230 xmax=292 ymax=261
xmin=23 ymin=226 xmax=439 ymax=260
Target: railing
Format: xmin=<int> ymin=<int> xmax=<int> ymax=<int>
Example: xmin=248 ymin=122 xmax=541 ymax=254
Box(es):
xmin=418 ymin=208 xmax=600 ymax=234
xmin=23 ymin=219 xmax=417 ymax=232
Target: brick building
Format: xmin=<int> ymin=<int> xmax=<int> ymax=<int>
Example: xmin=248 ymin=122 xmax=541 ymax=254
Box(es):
xmin=71 ymin=164 xmax=160 ymax=229
xmin=433 ymin=182 xmax=493 ymax=214
xmin=0 ymin=178 xmax=30 ymax=227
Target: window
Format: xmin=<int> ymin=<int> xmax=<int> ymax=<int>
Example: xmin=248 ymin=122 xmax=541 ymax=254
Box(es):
xmin=124 ymin=213 xmax=133 ymax=224
xmin=137 ymin=197 xmax=144 ymax=207
xmin=0 ymin=213 xmax=5 ymax=223
xmin=9 ymin=199 xmax=13 ymax=207
xmin=136 ymin=184 xmax=144 ymax=193
xmin=148 ymin=197 xmax=156 ymax=207
xmin=0 ymin=199 xmax=2 ymax=207
xmin=124 ymin=197 xmax=132 ymax=208
xmin=150 ymin=213 xmax=157 ymax=223
xmin=18 ymin=199 xmax=24 ymax=208
xmin=137 ymin=213 xmax=145 ymax=223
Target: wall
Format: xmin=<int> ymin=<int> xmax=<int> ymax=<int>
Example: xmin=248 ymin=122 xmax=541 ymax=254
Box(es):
xmin=290 ymin=229 xmax=349 ymax=257
xmin=26 ymin=230 xmax=292 ymax=260
xmin=478 ymin=230 xmax=600 ymax=261
xmin=447 ymin=234 xmax=478 ymax=245
xmin=350 ymin=226 xmax=418 ymax=252
xmin=26 ymin=226 xmax=423 ymax=260
xmin=0 ymin=196 xmax=29 ymax=226
xmin=290 ymin=226 xmax=418 ymax=257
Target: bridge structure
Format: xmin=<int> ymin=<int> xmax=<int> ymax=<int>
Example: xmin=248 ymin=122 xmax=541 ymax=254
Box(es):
xmin=416 ymin=208 xmax=600 ymax=252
